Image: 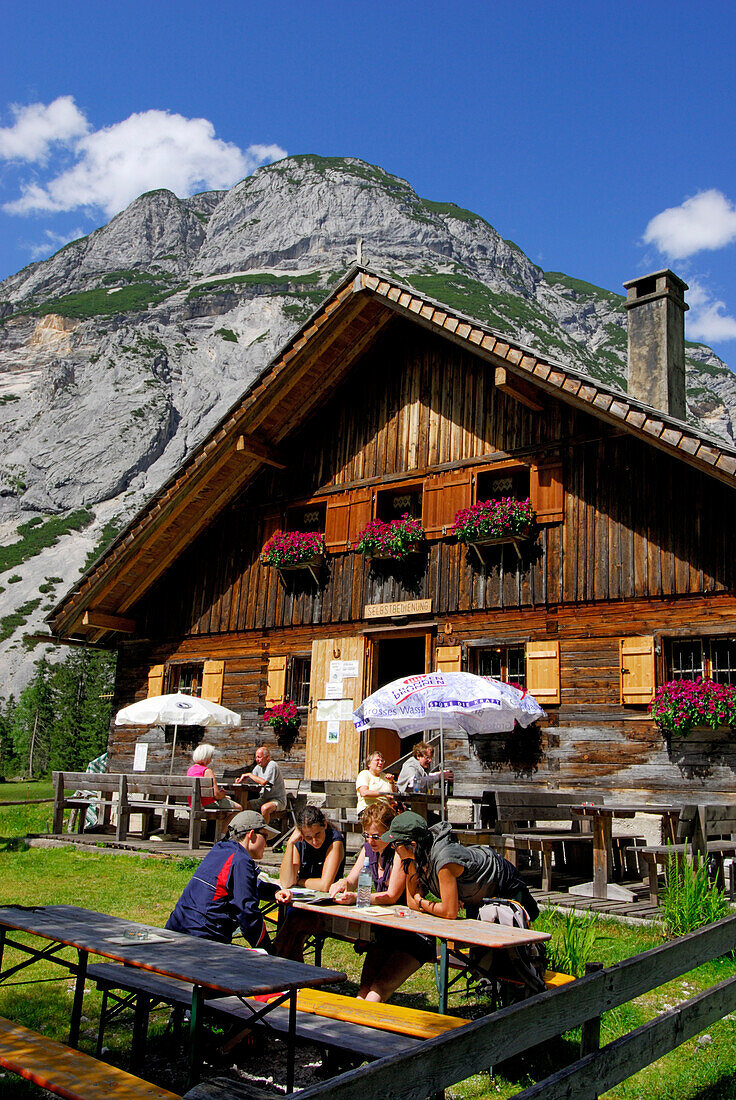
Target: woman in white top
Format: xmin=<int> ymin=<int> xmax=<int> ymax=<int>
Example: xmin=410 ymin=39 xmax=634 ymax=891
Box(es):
xmin=355 ymin=751 xmax=396 ymax=814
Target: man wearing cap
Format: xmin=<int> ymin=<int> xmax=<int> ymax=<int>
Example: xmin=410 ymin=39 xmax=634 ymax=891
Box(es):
xmin=166 ymin=810 xmax=285 ymax=947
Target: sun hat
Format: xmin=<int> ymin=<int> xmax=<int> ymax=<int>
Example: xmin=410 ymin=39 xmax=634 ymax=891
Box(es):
xmin=229 ymin=810 xmax=278 ymax=839
xmin=380 ymin=810 xmax=428 ymax=846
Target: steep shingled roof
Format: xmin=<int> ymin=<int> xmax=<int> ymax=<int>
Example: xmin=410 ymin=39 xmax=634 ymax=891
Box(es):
xmin=47 ymin=266 xmax=736 ymax=642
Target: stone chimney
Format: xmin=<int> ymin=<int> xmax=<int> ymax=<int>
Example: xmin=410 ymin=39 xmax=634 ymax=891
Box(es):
xmin=623 ymin=269 xmax=688 ymax=420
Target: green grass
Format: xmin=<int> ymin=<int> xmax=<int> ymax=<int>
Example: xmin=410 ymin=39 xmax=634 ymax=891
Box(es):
xmin=0 ymin=598 xmax=41 ymax=642
xmin=0 ymin=509 xmax=94 ymax=575
xmin=421 ymin=199 xmax=483 ymax=225
xmin=544 ymin=271 xmax=625 ymax=306
xmin=214 ymin=327 xmax=238 ymax=342
xmin=186 ymin=270 xmax=323 ymax=301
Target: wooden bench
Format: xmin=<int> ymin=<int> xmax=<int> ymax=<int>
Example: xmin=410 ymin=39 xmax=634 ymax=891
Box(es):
xmin=52 ymin=772 xmax=126 ymax=838
xmin=0 ymin=1014 xmax=180 ymax=1100
xmin=87 ymin=963 xmax=425 ymax=1064
xmin=635 ymin=803 xmax=736 ymax=905
xmin=52 ymin=772 xmax=233 ymax=848
xmin=485 ymin=790 xmax=606 ymax=891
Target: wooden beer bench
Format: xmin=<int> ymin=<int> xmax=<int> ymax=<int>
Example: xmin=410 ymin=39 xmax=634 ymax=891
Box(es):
xmin=0 ymin=1014 xmax=181 ymax=1100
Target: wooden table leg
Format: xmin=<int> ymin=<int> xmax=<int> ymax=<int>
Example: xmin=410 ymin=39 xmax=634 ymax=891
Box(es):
xmin=593 ymin=815 xmax=612 ymax=900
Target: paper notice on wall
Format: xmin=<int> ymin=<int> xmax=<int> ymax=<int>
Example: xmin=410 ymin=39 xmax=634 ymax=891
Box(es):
xmin=324 ymin=681 xmax=343 ymax=699
xmin=133 ymin=743 xmax=148 ymax=772
xmin=316 ymin=699 xmax=341 ymax=722
xmin=317 ymin=698 xmax=355 ymax=722
xmin=329 ymin=659 xmax=359 ymax=682
xmin=326 ymin=722 xmax=340 ymax=743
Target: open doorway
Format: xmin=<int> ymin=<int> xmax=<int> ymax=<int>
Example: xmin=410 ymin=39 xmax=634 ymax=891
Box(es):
xmin=366 ymin=634 xmax=428 ymax=771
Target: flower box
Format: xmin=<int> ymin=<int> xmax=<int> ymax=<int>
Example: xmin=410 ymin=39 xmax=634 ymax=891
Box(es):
xmin=453 ymin=498 xmax=536 ymax=564
xmin=261 ymin=530 xmax=326 ymax=581
xmin=355 ymin=514 xmax=425 ymax=562
xmin=649 ymin=678 xmax=736 ymax=738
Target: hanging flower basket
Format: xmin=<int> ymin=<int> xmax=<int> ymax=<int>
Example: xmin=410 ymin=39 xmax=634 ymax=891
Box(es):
xmin=262 ymin=530 xmax=325 ymax=579
xmin=355 ymin=513 xmax=425 ymax=561
xmin=649 ymin=678 xmax=736 ymax=738
xmin=453 ymin=497 xmax=536 ymax=562
xmin=264 ymin=701 xmax=301 ymax=753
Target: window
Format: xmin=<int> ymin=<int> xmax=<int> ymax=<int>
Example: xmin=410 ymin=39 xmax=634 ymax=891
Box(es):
xmin=376 ymin=484 xmax=422 ymax=522
xmin=476 ymin=465 xmax=530 ymax=504
xmin=668 ymin=637 xmax=736 ymax=685
xmin=166 ymin=663 xmax=204 ymax=697
xmin=290 ymin=655 xmax=312 ymax=709
xmin=473 ymin=645 xmax=527 ymax=689
xmin=286 ymin=502 xmax=326 ymax=533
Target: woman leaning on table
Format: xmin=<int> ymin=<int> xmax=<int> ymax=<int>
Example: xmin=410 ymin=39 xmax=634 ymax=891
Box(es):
xmin=383 ymin=810 xmax=540 ymax=923
xmin=329 ymin=802 xmax=435 ymax=1002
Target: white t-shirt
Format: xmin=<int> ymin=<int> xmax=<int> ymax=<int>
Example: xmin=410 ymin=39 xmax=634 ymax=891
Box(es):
xmin=355 ymin=769 xmax=393 ymax=813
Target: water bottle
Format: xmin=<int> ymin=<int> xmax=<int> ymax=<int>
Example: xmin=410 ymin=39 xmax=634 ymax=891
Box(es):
xmin=356 ymin=857 xmax=372 ymax=908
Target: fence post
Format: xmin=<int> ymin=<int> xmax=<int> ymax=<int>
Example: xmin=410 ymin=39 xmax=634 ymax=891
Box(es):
xmin=580 ymin=961 xmax=603 ymax=1098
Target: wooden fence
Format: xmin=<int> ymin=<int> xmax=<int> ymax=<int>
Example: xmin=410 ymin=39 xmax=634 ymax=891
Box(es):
xmin=269 ymin=913 xmax=736 ymax=1100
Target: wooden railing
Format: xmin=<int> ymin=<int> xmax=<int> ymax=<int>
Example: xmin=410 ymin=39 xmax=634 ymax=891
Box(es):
xmin=280 ymin=913 xmax=736 ymax=1100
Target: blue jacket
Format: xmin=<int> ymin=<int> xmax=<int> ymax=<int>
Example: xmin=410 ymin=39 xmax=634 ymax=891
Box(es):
xmin=165 ymin=839 xmax=267 ymax=946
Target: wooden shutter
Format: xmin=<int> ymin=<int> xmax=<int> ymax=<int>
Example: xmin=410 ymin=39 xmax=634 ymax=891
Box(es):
xmin=620 ymin=636 xmax=655 ymax=705
xmin=324 ymin=496 xmax=352 ymax=551
xmin=435 ymin=645 xmax=462 ymax=672
xmin=265 ymin=655 xmax=288 ymax=706
xmin=423 ymin=470 xmax=473 ymax=539
xmin=324 ymin=488 xmax=374 ymax=551
xmin=526 ymin=641 xmax=560 ymax=704
xmin=530 ymin=462 xmax=564 ymax=524
xmin=348 ymin=487 xmax=374 ymax=546
xmin=201 ymin=659 xmax=225 ymax=704
xmin=147 ymin=664 xmax=164 ymax=697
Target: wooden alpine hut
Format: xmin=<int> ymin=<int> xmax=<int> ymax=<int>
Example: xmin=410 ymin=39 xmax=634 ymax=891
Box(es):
xmin=47 ymin=267 xmax=736 ymax=801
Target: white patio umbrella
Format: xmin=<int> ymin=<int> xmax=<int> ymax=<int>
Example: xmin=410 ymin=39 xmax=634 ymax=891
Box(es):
xmin=115 ymin=693 xmax=241 ymax=773
xmin=352 ymin=672 xmax=546 ymax=816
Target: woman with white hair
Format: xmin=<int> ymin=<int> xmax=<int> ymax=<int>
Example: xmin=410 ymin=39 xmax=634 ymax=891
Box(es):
xmin=187 ymin=743 xmax=240 ymax=813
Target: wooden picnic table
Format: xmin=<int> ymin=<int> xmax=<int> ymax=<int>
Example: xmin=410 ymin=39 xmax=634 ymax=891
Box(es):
xmin=567 ymin=803 xmax=681 ymax=901
xmin=291 ymin=901 xmax=550 ymax=1014
xmin=219 ymin=782 xmax=260 ymax=810
xmin=0 ymin=904 xmax=344 ymax=1092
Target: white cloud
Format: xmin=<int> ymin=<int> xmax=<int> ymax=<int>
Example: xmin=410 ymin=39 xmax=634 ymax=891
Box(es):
xmin=644 ymin=190 xmax=736 ymax=260
xmin=28 ymin=227 xmax=85 ymax=260
xmin=3 ymin=105 xmax=286 ymax=218
xmin=0 ymin=96 xmax=89 ymax=162
xmin=686 ymin=278 xmax=736 ymax=343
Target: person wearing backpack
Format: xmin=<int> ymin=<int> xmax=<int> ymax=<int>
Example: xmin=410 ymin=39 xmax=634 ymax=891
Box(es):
xmin=381 ymin=811 xmax=546 ymax=995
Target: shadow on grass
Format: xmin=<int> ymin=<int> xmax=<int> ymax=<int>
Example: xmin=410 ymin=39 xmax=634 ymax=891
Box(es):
xmin=0 ymin=837 xmax=29 ymax=852
xmin=690 ymin=1074 xmax=736 ymax=1100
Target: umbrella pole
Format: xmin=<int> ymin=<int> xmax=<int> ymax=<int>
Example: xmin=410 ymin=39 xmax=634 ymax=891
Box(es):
xmin=169 ymin=724 xmax=178 ymax=776
xmin=439 ymin=715 xmax=445 ymax=820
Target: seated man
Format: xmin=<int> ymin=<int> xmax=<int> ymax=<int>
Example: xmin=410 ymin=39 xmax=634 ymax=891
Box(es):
xmin=237 ymin=746 xmax=287 ymax=824
xmin=398 ymin=742 xmax=452 ymax=794
xmin=165 ymin=810 xmax=282 ymax=947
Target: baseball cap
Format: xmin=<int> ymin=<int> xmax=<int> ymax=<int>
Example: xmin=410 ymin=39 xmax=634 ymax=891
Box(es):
xmin=229 ymin=810 xmax=278 ymax=839
xmin=380 ymin=810 xmax=428 ymax=846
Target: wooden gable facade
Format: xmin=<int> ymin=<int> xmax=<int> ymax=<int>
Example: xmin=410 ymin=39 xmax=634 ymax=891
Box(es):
xmin=48 ymin=269 xmax=736 ymax=799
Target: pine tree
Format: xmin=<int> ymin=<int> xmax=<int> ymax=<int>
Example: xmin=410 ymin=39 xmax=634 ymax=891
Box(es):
xmin=11 ymin=661 xmax=54 ymax=778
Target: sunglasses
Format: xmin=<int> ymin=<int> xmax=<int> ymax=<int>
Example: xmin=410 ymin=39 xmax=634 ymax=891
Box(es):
xmin=362 ymin=832 xmax=382 ymax=841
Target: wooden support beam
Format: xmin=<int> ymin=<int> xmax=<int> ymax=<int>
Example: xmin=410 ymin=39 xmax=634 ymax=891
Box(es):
xmin=494 ymin=366 xmax=544 ymax=412
xmin=235 ymin=432 xmax=287 ymax=468
xmin=82 ymin=610 xmax=136 ymax=634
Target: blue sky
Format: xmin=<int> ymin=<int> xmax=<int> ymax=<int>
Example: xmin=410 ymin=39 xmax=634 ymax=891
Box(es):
xmin=2 ymin=0 xmax=736 ymax=364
